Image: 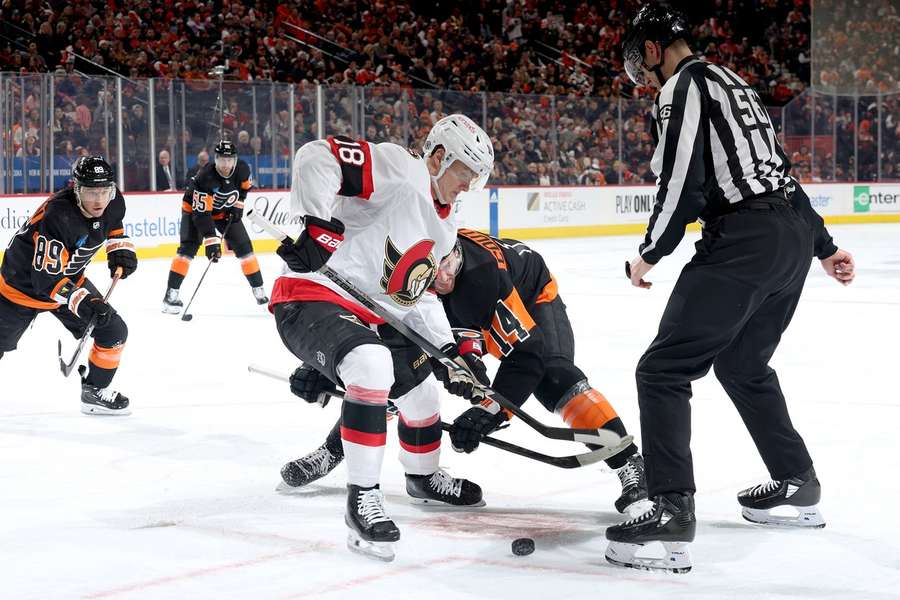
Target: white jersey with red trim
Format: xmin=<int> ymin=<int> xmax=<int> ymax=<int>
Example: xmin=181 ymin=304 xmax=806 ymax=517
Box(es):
xmin=271 ymin=136 xmax=457 ymax=348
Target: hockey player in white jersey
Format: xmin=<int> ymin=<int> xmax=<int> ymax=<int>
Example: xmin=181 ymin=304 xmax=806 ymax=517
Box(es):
xmin=270 ymin=114 xmax=494 ymax=561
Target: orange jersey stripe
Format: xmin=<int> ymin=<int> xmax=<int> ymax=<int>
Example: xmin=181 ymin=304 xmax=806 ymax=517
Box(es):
xmin=0 ymin=273 xmax=61 ymax=310
xmin=535 ymin=274 xmax=558 ymax=304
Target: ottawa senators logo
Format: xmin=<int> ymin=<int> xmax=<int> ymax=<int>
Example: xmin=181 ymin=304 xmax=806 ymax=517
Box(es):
xmin=380 ymin=237 xmax=436 ymax=307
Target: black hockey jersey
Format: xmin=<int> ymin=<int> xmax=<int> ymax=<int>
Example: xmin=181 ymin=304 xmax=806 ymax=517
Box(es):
xmin=438 ymin=229 xmax=557 ymax=407
xmin=182 ymin=160 xmax=252 ymax=237
xmin=0 ymin=187 xmax=127 ymax=309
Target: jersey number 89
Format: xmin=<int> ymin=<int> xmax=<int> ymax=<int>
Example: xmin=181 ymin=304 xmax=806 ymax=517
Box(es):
xmin=33 ymin=234 xmax=65 ymax=275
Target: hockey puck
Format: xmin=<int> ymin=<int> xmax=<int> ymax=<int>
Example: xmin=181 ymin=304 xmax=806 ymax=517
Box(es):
xmin=511 ymin=537 xmax=534 ymax=556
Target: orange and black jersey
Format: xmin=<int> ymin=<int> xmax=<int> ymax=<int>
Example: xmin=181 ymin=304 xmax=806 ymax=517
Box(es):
xmin=182 ymin=160 xmax=252 ymax=238
xmin=438 ymin=229 xmax=558 ymax=408
xmin=0 ymin=187 xmax=127 ymax=309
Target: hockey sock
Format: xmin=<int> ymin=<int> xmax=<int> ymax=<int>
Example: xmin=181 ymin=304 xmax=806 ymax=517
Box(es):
xmin=397 ymin=412 xmax=441 ymax=475
xmin=167 ymin=255 xmax=192 ymax=290
xmin=240 ymin=254 xmax=263 ymax=288
xmin=340 ymin=384 xmax=389 ymax=488
xmin=557 ymin=383 xmax=637 ymax=469
xmin=85 ymin=341 xmax=125 ymax=388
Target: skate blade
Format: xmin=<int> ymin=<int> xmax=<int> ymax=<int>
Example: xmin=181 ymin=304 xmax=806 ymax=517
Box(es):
xmin=81 ymin=404 xmax=131 ymax=416
xmin=162 ymin=304 xmax=182 ymax=315
xmin=605 ymin=541 xmax=692 ymax=574
xmin=346 ymin=531 xmax=395 ymax=562
xmin=741 ymin=506 xmax=825 ymax=528
xmin=275 ymin=481 xmax=307 ymax=495
xmin=407 ymin=496 xmax=487 ymax=509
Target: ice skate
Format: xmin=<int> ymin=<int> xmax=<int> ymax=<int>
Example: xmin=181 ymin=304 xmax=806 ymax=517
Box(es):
xmin=276 ymin=442 xmax=344 ymax=493
xmin=406 ymin=468 xmax=485 ymax=507
xmin=252 ymin=286 xmax=269 ymax=305
xmin=605 ymin=492 xmax=695 ymax=574
xmin=345 ymin=484 xmax=400 ymax=562
xmin=162 ymin=288 xmax=183 ymax=314
xmin=614 ymin=453 xmax=650 ymax=514
xmin=81 ymin=382 xmax=131 ymax=416
xmin=738 ymin=467 xmax=825 ymax=528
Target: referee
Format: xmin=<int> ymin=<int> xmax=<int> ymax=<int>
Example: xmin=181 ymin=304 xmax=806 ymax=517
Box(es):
xmin=604 ymin=4 xmax=855 ymax=574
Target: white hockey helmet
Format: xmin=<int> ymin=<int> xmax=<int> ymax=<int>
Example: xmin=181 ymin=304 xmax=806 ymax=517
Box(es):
xmin=423 ymin=114 xmax=494 ymax=194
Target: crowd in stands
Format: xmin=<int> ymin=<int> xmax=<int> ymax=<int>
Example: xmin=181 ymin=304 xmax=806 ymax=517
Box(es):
xmin=1 ymin=0 xmax=897 ymax=189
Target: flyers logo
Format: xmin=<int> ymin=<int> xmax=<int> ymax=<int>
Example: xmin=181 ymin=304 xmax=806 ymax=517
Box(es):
xmin=64 ymin=242 xmax=103 ymax=276
xmin=380 ymin=237 xmax=436 ymax=307
xmin=212 ymin=188 xmax=240 ymax=209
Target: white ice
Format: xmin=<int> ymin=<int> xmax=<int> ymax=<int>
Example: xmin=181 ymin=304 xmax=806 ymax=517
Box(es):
xmin=2 ymin=224 xmax=899 ymax=600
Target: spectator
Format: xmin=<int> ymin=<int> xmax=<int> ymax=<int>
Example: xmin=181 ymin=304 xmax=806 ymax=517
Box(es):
xmin=184 ymin=150 xmax=209 ymax=187
xmin=155 ymin=149 xmax=178 ymax=191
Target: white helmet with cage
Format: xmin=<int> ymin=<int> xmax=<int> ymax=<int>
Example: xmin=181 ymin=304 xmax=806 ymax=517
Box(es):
xmin=423 ymin=114 xmax=494 ymax=200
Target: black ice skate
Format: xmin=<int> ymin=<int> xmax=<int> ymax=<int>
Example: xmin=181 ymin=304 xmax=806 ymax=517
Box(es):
xmin=737 ymin=467 xmax=825 ymax=528
xmin=406 ymin=468 xmax=485 ymax=507
xmin=614 ymin=453 xmax=649 ymax=514
xmin=605 ymin=492 xmax=696 ymax=574
xmin=276 ymin=442 xmax=344 ymax=493
xmin=345 ymin=484 xmax=400 ymax=562
xmin=81 ymin=381 xmax=131 ymax=416
xmin=252 ymin=286 xmax=269 ymax=305
xmin=162 ymin=288 xmax=183 ymax=314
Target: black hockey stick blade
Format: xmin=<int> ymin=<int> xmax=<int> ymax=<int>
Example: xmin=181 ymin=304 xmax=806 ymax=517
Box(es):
xmin=439 ymin=423 xmax=618 ymax=468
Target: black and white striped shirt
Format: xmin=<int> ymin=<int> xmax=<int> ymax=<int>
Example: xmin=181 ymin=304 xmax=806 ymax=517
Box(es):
xmin=639 ymin=55 xmax=793 ymax=264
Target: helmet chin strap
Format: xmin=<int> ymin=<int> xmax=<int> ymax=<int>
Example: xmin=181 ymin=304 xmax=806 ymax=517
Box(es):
xmin=645 ymin=42 xmax=669 ymax=86
xmin=430 ymin=175 xmax=447 ymax=205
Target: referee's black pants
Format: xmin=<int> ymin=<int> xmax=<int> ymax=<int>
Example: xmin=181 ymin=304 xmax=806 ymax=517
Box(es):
xmin=637 ymin=198 xmax=815 ymax=497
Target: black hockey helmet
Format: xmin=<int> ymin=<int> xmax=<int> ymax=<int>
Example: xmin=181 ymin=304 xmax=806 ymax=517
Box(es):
xmin=73 ymin=155 xmax=115 ymax=187
xmin=622 ymin=3 xmax=690 ymax=86
xmin=214 ymin=139 xmax=237 ymax=157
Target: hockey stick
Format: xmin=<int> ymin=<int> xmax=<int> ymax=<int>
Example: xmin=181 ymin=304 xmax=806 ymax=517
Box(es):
xmin=181 ymin=216 xmax=235 ymax=322
xmin=247 ymin=364 xmax=612 ymax=468
xmin=58 ymin=267 xmax=123 ymax=377
xmin=246 ymin=209 xmax=631 ymax=450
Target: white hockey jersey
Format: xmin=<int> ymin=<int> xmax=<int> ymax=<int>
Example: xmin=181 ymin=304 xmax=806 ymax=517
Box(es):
xmin=270 ymin=136 xmax=457 ymax=349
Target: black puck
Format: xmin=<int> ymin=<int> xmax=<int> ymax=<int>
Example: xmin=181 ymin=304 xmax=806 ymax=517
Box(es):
xmin=511 ymin=537 xmax=535 ymax=556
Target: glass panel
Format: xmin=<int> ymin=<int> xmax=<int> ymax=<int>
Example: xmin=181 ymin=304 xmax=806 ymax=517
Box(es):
xmin=119 ymin=79 xmax=151 ymax=191
xmin=782 ymin=89 xmax=813 ymax=183
xmin=809 ymin=90 xmax=835 ymax=182
xmin=484 ymin=92 xmax=555 ymax=185
xmin=857 ymin=95 xmax=879 ymax=182
xmin=293 ymin=82 xmax=319 ymax=149
xmin=322 ymin=85 xmax=357 ymax=138
xmin=834 ymin=95 xmax=855 ymax=181
xmin=620 ymin=95 xmax=657 ymax=185
xmin=409 ymin=89 xmax=485 ymax=154
xmin=882 ymin=93 xmax=900 ymax=181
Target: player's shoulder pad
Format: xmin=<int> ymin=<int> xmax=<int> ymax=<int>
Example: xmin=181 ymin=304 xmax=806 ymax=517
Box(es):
xmin=193 ymin=163 xmax=217 ymax=190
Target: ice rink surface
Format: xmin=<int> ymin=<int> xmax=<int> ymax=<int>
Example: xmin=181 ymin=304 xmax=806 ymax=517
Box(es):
xmin=2 ymin=223 xmax=898 ymax=600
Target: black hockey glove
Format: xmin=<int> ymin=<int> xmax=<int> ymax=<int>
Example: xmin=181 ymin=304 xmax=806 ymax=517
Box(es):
xmin=203 ymin=235 xmax=222 ymax=262
xmin=450 ymin=403 xmax=509 ymax=453
xmin=289 ymin=364 xmax=339 ymax=407
xmin=105 ymin=237 xmax=137 ymax=279
xmin=430 ymin=342 xmax=488 ymax=402
xmin=276 ymin=215 xmax=345 ymax=273
xmin=66 ymin=286 xmax=116 ymax=327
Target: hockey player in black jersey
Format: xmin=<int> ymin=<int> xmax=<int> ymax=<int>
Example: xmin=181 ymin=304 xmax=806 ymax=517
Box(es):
xmin=162 ymin=140 xmax=267 ymax=313
xmin=280 ymin=229 xmax=648 ymax=515
xmin=0 ymin=156 xmax=137 ymax=415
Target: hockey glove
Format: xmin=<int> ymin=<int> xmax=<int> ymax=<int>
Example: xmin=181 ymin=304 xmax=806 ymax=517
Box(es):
xmin=276 ymin=215 xmax=345 ymax=273
xmin=204 ymin=236 xmax=222 ymax=262
xmin=105 ymin=237 xmax=137 ymax=279
xmin=289 ymin=364 xmax=339 ymax=407
xmin=430 ymin=342 xmax=488 ymax=402
xmin=66 ymin=286 xmax=116 ymax=327
xmin=450 ymin=402 xmax=509 ymax=453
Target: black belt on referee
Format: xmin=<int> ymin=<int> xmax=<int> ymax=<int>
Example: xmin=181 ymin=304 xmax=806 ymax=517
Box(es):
xmin=718 ymin=185 xmax=793 ymax=215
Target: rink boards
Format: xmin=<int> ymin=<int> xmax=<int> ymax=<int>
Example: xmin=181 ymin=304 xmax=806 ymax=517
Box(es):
xmin=1 ymin=182 xmax=898 ymax=260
